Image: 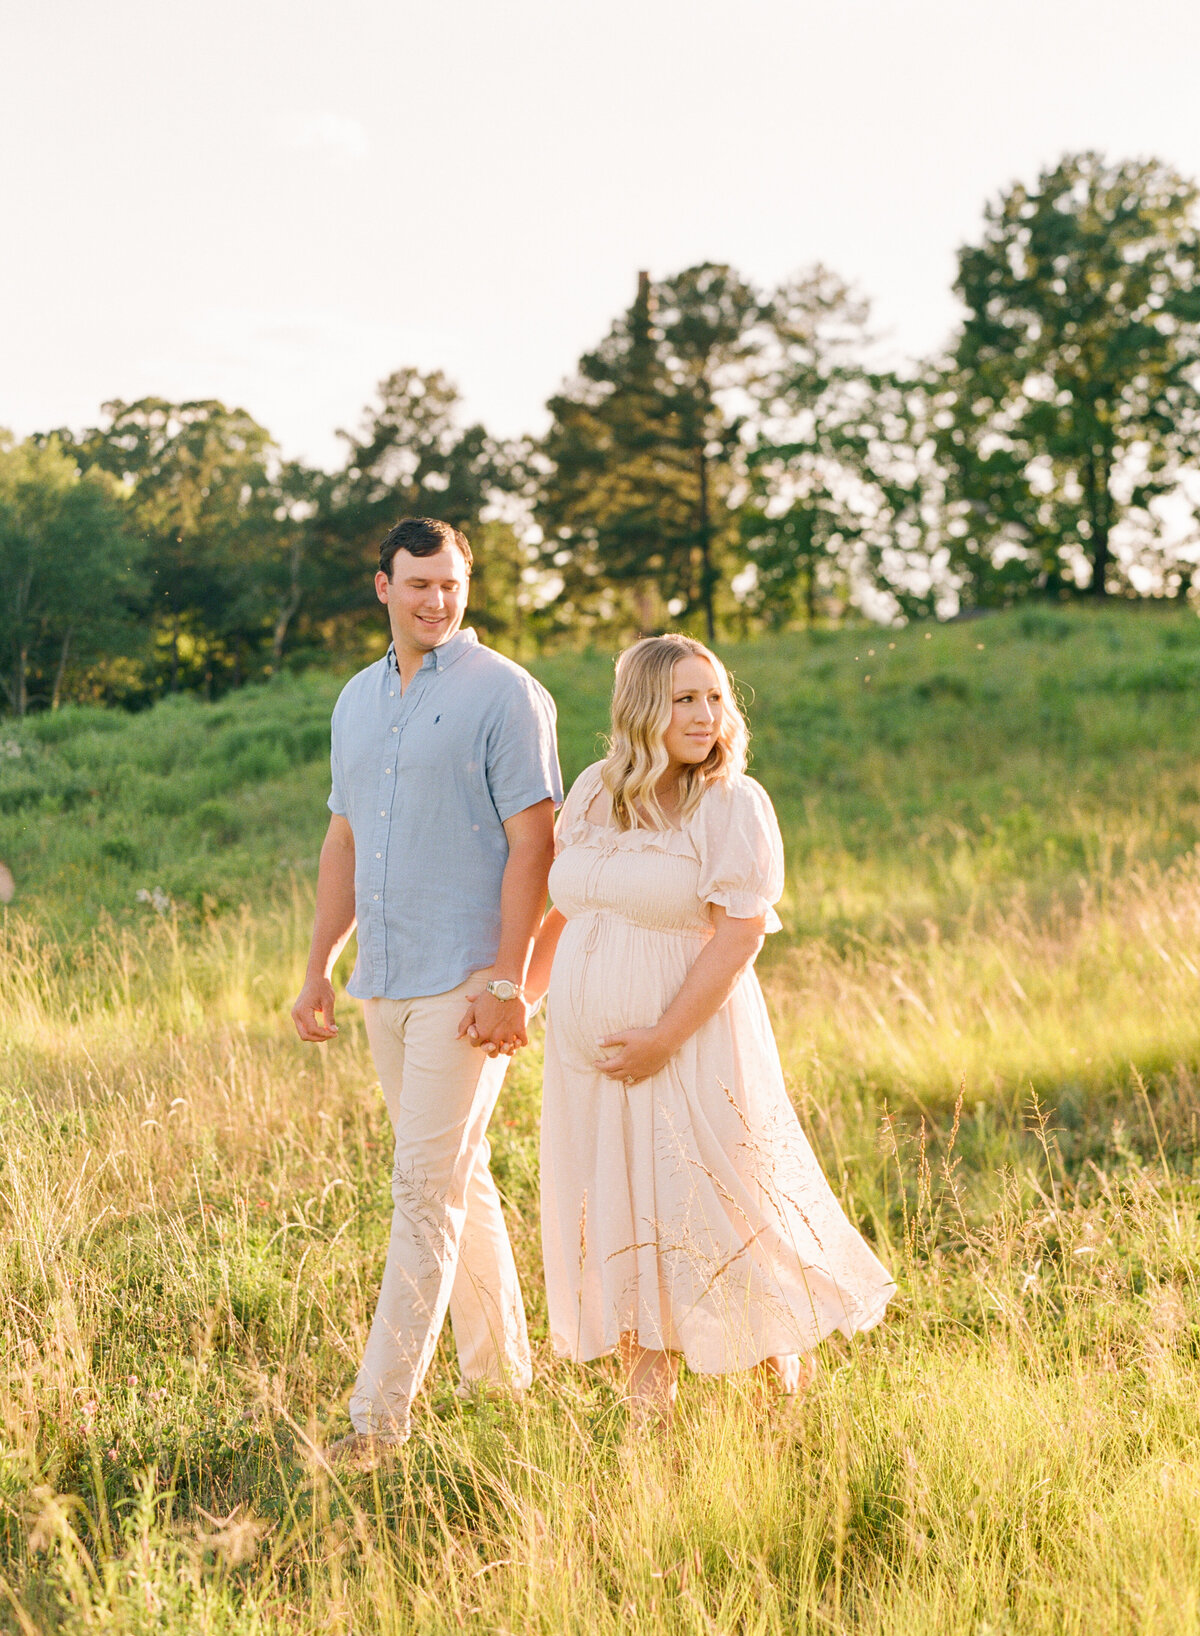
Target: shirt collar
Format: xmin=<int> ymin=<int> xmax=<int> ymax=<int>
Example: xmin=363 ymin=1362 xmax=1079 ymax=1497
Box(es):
xmin=385 ymin=627 xmax=479 ymax=675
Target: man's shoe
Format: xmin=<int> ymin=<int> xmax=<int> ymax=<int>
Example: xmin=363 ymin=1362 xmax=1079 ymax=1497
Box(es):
xmin=319 ymin=1431 xmax=408 ymax=1470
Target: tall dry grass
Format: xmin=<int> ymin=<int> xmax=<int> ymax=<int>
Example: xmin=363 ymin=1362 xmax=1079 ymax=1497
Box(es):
xmin=6 ymin=606 xmax=1200 ymax=1629
xmin=4 ymin=846 xmax=1200 ymax=1632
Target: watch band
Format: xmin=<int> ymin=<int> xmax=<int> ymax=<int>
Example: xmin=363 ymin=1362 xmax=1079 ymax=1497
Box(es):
xmin=485 ymin=978 xmax=523 ymax=1003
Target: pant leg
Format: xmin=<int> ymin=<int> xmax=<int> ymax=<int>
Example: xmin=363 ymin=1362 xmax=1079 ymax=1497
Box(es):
xmin=448 ymin=1131 xmax=532 ymax=1390
xmin=349 ymin=983 xmax=528 ymax=1435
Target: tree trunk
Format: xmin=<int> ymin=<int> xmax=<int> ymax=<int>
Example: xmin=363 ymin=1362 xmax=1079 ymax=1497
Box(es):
xmin=51 ymin=627 xmax=73 ymax=710
xmin=697 ymin=443 xmax=716 ymax=643
xmin=271 ymin=534 xmax=306 ymax=667
xmin=13 ymin=644 xmax=27 ymax=718
xmin=169 ymin=610 xmax=180 ymax=691
xmin=1084 ymin=447 xmax=1111 ymax=597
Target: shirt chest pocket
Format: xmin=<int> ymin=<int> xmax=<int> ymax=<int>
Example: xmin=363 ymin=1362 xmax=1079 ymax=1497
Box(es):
xmin=392 ymin=711 xmax=485 ymax=782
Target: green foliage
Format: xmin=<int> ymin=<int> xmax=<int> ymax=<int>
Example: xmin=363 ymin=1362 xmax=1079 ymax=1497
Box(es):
xmin=942 ymin=152 xmax=1200 ymax=603
xmin=0 ymin=434 xmax=143 ymax=716
xmin=742 ymin=270 xmax=948 ymax=625
xmin=79 ymin=398 xmax=280 ymax=694
xmin=315 ymin=369 xmax=529 ymax=644
xmin=537 ymin=265 xmax=759 ymax=644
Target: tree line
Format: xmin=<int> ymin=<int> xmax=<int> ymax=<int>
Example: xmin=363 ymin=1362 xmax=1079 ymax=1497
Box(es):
xmin=2 ymin=150 xmax=1198 ymax=715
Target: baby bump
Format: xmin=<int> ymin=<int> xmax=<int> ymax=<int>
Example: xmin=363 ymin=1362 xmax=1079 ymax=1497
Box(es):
xmin=547 ymin=912 xmax=706 ymax=1070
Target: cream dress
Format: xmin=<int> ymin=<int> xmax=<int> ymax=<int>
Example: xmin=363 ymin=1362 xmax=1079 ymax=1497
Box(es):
xmin=540 ymin=763 xmax=895 ymax=1371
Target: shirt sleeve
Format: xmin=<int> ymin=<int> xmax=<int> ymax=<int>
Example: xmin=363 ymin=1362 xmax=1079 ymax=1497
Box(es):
xmin=695 ymin=777 xmax=785 ymax=932
xmin=485 ymin=675 xmax=565 ymax=824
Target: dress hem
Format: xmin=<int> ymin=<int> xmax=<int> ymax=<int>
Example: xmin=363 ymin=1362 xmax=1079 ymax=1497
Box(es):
xmin=549 ymin=1280 xmax=897 ymax=1374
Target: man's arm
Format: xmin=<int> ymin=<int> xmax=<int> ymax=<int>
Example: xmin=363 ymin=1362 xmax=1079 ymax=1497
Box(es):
xmin=291 ymin=814 xmax=357 ymax=1043
xmin=458 ymin=798 xmax=556 ymax=1054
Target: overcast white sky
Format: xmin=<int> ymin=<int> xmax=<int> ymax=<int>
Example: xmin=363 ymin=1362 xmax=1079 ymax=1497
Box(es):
xmin=3 ymin=0 xmax=1199 ymax=469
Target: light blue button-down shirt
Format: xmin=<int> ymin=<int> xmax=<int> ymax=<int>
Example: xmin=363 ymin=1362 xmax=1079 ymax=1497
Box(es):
xmin=328 ymin=628 xmax=562 ymax=1000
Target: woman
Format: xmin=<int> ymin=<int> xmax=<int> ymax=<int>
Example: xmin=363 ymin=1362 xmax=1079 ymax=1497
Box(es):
xmin=525 ymin=635 xmax=894 ymax=1421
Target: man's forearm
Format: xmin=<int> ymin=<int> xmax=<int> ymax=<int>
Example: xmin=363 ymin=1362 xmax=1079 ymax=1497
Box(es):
xmin=307 ymin=828 xmax=357 ymax=977
xmin=492 ymin=836 xmax=555 ymax=985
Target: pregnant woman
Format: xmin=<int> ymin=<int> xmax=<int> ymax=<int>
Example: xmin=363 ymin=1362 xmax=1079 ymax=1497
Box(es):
xmin=525 ymin=634 xmax=894 ymax=1423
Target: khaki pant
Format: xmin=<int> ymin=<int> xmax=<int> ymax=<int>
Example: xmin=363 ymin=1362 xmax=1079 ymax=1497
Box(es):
xmin=348 ymin=977 xmax=531 ymax=1437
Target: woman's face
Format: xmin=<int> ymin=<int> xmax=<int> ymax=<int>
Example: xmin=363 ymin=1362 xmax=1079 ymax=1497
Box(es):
xmin=662 ymin=655 xmax=723 ymax=774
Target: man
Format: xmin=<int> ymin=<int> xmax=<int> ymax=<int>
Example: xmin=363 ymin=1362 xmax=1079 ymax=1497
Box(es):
xmin=291 ymin=516 xmax=561 ymax=1460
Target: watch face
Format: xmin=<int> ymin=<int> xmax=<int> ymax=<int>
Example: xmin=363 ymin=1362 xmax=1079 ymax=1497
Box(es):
xmin=489 ymin=980 xmax=518 ymax=1001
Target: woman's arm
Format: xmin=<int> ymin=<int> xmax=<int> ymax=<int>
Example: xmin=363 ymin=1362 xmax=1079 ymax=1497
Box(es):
xmin=595 ymin=906 xmax=767 ymax=1083
xmin=525 ymin=905 xmax=567 ymax=1007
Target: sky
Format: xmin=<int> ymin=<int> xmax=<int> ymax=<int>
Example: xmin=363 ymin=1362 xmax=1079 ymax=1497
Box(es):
xmin=3 ymin=0 xmax=1200 ymax=470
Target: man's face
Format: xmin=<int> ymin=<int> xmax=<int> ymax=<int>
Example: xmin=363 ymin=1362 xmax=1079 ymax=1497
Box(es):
xmin=375 ymin=546 xmax=469 ymax=658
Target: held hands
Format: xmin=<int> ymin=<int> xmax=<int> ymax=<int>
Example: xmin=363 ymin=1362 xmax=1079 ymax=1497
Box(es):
xmin=457 ymin=981 xmax=531 ymax=1058
xmin=291 ymin=974 xmax=339 ymax=1043
xmin=594 ymin=1026 xmax=673 ymax=1086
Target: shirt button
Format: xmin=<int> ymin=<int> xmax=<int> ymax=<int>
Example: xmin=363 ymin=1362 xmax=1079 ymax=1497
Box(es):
xmin=391 ymin=726 xmax=398 ymax=733
xmin=373 ymin=893 xmax=380 ymax=901
xmin=389 ymin=690 xmax=395 ymax=698
xmin=380 ymin=809 xmax=387 ymax=816
xmin=375 ymin=851 xmax=382 ymax=859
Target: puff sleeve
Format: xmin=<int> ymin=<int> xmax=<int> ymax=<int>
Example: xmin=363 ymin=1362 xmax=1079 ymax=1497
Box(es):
xmin=553 ymin=762 xmax=605 ymax=856
xmin=694 ymin=776 xmax=785 ymax=932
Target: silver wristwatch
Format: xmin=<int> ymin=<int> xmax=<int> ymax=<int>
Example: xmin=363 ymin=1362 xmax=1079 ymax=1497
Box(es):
xmin=485 ymin=978 xmax=523 ymax=1003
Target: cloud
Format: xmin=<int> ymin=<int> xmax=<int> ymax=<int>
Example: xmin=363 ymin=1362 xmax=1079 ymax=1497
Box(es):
xmin=270 ymin=113 xmax=371 ymax=162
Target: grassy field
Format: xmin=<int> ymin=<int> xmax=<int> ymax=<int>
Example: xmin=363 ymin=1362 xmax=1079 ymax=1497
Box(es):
xmin=3 ymin=602 xmax=1200 ymax=1632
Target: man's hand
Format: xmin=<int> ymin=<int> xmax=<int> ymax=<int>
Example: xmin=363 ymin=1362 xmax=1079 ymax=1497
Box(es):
xmin=457 ymin=983 xmax=529 ymax=1057
xmin=292 ymin=973 xmax=339 ymax=1043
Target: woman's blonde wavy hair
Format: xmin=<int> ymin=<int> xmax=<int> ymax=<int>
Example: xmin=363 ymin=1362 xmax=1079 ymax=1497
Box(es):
xmin=600 ymin=634 xmax=749 ymax=831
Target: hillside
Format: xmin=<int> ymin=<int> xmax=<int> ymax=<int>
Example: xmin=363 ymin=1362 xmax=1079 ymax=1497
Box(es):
xmin=4 ymin=602 xmax=1200 ymax=941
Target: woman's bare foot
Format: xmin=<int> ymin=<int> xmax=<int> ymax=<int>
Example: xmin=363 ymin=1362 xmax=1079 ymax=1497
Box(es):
xmin=757 ymin=1352 xmax=816 ymax=1397
xmin=619 ymin=1332 xmax=679 ymax=1429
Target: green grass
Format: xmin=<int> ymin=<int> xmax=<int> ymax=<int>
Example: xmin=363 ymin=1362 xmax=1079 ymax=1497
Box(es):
xmin=3 ymin=603 xmax=1200 ymax=1632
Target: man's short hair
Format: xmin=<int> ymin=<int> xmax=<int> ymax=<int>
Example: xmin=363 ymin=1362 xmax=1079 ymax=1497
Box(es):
xmin=379 ymin=517 xmax=473 ymax=579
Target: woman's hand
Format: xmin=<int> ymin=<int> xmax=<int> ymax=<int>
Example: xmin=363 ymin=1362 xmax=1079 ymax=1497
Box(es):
xmin=594 ymin=1027 xmax=673 ymax=1085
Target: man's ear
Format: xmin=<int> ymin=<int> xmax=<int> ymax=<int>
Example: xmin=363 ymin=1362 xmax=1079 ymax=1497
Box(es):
xmin=375 ymin=569 xmax=390 ymax=605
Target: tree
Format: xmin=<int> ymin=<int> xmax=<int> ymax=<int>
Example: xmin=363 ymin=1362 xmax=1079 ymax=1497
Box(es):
xmin=655 ymin=264 xmax=761 ymax=640
xmin=742 ymin=270 xmax=949 ymax=625
xmin=0 ymin=434 xmax=142 ymax=715
xmin=537 ymin=266 xmax=761 ymax=644
xmin=76 ymin=398 xmax=276 ymax=690
xmin=260 ymin=460 xmax=325 ymax=669
xmin=941 ymin=152 xmax=1200 ymax=603
xmin=317 ymin=368 xmax=505 ymax=618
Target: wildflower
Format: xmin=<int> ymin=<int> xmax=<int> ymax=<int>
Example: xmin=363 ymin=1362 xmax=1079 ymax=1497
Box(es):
xmin=135 ymin=886 xmax=172 ymax=914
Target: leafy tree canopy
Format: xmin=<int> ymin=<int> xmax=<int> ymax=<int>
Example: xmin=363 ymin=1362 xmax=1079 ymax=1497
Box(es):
xmin=941 ymin=152 xmax=1200 ymax=603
